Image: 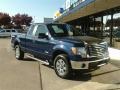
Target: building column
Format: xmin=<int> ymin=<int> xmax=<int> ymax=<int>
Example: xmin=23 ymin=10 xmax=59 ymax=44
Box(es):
xmin=101 ymin=16 xmax=104 ymax=39
xmin=110 ymin=13 xmax=113 ymax=46
xmin=93 ymin=17 xmax=95 ymax=36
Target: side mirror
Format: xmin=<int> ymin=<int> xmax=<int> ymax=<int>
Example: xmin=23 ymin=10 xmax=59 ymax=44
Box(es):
xmin=38 ymin=33 xmax=48 ymax=39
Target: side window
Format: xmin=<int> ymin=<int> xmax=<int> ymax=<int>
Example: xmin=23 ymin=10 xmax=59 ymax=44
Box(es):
xmin=27 ymin=25 xmax=35 ymax=35
xmin=12 ymin=30 xmax=15 ymax=32
xmin=35 ymin=25 xmax=47 ymax=37
xmin=6 ymin=30 xmax=10 ymax=32
xmin=0 ymin=30 xmax=5 ymax=32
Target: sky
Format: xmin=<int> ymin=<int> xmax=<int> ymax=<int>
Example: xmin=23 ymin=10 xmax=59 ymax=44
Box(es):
xmin=0 ymin=0 xmax=65 ymax=23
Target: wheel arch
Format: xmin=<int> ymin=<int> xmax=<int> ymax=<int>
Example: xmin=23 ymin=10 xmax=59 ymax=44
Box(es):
xmin=51 ymin=49 xmax=70 ymax=65
xmin=14 ymin=41 xmax=19 ymax=48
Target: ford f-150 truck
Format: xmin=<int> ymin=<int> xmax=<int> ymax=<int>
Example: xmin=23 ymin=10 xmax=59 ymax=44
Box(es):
xmin=11 ymin=23 xmax=110 ymax=78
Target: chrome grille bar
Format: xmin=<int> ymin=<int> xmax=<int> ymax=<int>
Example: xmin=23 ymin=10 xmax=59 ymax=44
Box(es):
xmin=88 ymin=42 xmax=108 ymax=58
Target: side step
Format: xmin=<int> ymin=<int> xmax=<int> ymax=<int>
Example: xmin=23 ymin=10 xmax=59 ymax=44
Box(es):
xmin=26 ymin=55 xmax=49 ymax=65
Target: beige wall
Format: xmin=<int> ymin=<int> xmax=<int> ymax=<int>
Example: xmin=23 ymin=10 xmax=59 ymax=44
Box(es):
xmin=58 ymin=0 xmax=120 ymax=23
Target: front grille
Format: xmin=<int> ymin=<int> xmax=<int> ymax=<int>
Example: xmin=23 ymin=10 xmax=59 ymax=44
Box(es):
xmin=88 ymin=42 xmax=108 ymax=58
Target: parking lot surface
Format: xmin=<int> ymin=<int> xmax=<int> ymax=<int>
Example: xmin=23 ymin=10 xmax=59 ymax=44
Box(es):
xmin=0 ymin=38 xmax=120 ymax=90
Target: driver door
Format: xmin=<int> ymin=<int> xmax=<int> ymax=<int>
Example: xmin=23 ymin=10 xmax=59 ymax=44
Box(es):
xmin=33 ymin=25 xmax=51 ymax=61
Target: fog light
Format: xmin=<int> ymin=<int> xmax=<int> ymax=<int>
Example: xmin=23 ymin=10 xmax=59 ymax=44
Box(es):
xmin=81 ymin=63 xmax=86 ymax=68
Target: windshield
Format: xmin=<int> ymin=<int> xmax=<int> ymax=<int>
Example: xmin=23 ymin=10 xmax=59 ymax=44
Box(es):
xmin=47 ymin=24 xmax=84 ymax=37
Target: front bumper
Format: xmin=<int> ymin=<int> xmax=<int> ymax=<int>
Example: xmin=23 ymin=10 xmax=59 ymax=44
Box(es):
xmin=70 ymin=57 xmax=110 ymax=70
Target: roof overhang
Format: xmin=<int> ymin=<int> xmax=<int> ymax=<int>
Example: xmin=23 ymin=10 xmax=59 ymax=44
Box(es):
xmin=56 ymin=0 xmax=120 ymax=23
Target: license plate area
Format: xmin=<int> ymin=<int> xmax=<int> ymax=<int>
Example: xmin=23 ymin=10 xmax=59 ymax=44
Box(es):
xmin=89 ymin=60 xmax=108 ymax=69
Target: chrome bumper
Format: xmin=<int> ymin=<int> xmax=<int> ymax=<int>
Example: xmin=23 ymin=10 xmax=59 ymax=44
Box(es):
xmin=70 ymin=57 xmax=110 ymax=69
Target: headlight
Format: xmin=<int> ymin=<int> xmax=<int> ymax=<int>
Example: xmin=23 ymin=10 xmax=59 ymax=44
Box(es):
xmin=71 ymin=47 xmax=87 ymax=58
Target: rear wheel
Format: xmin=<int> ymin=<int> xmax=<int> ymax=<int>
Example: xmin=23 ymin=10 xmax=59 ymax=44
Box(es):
xmin=54 ymin=54 xmax=71 ymax=79
xmin=15 ymin=45 xmax=24 ymax=60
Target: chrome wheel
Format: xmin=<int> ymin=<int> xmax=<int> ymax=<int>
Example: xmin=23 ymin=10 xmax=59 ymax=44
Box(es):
xmin=54 ymin=54 xmax=71 ymax=78
xmin=56 ymin=59 xmax=67 ymax=76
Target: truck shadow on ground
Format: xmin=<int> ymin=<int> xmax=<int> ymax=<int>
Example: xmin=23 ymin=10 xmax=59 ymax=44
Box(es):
xmin=115 ymin=82 xmax=120 ymax=84
xmin=69 ymin=72 xmax=92 ymax=81
xmin=42 ymin=64 xmax=92 ymax=81
xmin=22 ymin=57 xmax=36 ymax=62
xmin=92 ymin=69 xmax=120 ymax=77
xmin=107 ymin=88 xmax=120 ymax=90
xmin=22 ymin=58 xmax=120 ymax=83
xmin=20 ymin=58 xmax=92 ymax=81
xmin=43 ymin=64 xmax=120 ymax=83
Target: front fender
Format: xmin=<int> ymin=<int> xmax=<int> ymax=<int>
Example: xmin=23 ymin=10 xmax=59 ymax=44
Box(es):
xmin=52 ymin=44 xmax=72 ymax=57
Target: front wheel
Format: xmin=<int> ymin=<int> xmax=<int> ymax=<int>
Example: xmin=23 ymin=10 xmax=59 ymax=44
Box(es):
xmin=54 ymin=54 xmax=71 ymax=79
xmin=15 ymin=45 xmax=24 ymax=60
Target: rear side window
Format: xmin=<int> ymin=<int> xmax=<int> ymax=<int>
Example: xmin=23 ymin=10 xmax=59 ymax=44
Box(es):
xmin=12 ymin=30 xmax=15 ymax=32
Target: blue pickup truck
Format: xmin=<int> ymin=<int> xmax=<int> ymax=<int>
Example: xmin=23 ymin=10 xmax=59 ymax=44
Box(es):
xmin=11 ymin=23 xmax=110 ymax=78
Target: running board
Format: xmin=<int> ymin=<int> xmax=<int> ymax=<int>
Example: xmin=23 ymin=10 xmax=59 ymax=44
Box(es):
xmin=26 ymin=55 xmax=49 ymax=65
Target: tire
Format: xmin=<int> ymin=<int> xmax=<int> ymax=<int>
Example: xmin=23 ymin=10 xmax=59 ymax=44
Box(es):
xmin=54 ymin=54 xmax=71 ymax=79
xmin=15 ymin=45 xmax=24 ymax=60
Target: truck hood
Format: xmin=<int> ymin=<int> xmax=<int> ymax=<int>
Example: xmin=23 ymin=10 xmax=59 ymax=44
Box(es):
xmin=54 ymin=36 xmax=102 ymax=45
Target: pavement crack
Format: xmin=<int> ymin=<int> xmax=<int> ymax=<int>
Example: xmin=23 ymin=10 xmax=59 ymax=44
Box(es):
xmin=38 ymin=62 xmax=44 ymax=90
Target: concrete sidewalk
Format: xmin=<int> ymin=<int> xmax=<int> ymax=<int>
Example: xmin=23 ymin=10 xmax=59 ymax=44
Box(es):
xmin=64 ymin=82 xmax=120 ymax=90
xmin=109 ymin=47 xmax=120 ymax=61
